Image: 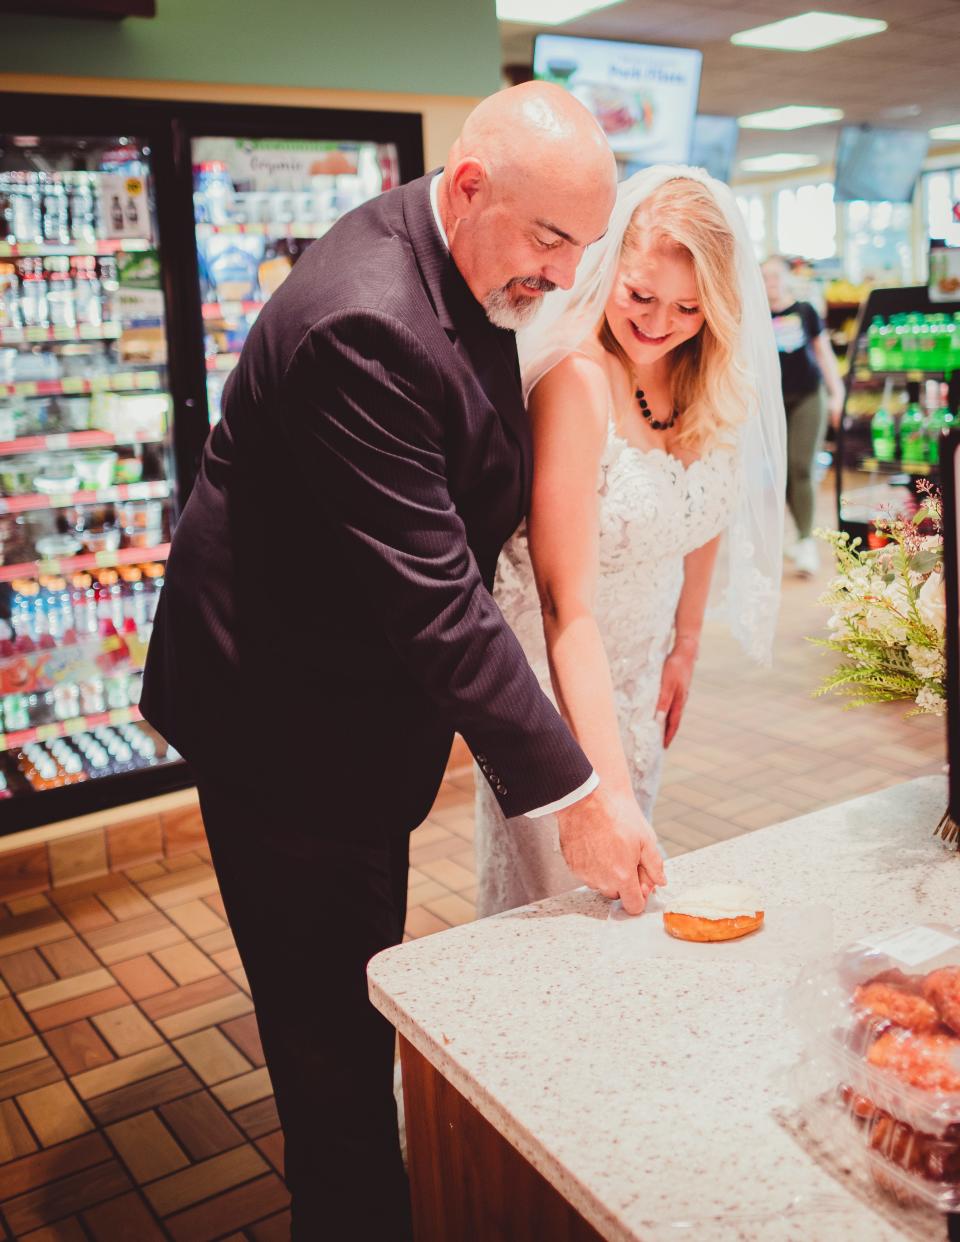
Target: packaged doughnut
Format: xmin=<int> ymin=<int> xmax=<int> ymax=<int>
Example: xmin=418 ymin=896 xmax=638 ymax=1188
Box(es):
xmin=788 ymin=923 xmax=960 ymax=1211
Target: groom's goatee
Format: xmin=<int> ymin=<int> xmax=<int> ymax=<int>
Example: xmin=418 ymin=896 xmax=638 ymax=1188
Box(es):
xmin=483 ymin=276 xmax=558 ymax=331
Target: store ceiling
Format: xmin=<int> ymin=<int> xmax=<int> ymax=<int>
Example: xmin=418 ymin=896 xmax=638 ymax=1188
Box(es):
xmin=499 ymin=0 xmax=960 ymax=178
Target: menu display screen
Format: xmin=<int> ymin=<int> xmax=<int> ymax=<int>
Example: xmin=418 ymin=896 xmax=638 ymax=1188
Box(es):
xmin=533 ymin=35 xmax=702 ymax=165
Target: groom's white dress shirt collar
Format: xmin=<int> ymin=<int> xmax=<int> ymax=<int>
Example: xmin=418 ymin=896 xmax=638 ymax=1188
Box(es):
xmin=427 ymin=172 xmax=598 ymax=820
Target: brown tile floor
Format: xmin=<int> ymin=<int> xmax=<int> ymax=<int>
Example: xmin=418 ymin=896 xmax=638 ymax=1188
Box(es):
xmin=0 ymin=487 xmax=947 ymax=1239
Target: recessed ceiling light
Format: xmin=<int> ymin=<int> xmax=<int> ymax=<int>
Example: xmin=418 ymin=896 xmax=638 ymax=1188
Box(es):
xmin=496 ymin=0 xmax=621 ymax=23
xmin=930 ymin=124 xmax=960 ymax=142
xmin=731 ymin=11 xmax=887 ymax=52
xmin=738 ymin=105 xmax=844 ymax=131
xmin=740 ymin=154 xmax=821 ymax=173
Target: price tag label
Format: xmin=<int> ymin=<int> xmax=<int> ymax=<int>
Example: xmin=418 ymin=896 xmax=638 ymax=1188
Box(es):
xmin=37 ymin=558 xmax=61 ymax=575
xmin=137 ymin=372 xmax=160 ymax=389
xmin=220 ymin=301 xmax=243 ymax=321
xmin=49 ymin=493 xmax=73 ymax=509
xmin=61 ymin=377 xmax=86 ymax=394
xmin=89 ymin=375 xmax=109 ymax=391
xmin=859 ymin=926 xmax=960 ymax=967
xmin=24 ymin=327 xmax=46 ymax=343
xmin=17 ymin=381 xmax=39 ymax=397
xmin=52 ymin=324 xmax=74 ymax=341
xmin=0 ymin=500 xmax=9 ymax=515
xmin=94 ymin=550 xmax=117 ymax=567
xmin=64 ymin=717 xmax=86 ymax=735
xmin=109 ymin=708 xmax=132 ymax=726
xmin=0 ymin=733 xmax=6 ymax=751
xmin=35 ymin=724 xmax=59 ymax=742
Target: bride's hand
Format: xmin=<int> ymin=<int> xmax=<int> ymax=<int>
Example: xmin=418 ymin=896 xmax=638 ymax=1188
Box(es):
xmin=656 ymin=637 xmax=697 ymax=748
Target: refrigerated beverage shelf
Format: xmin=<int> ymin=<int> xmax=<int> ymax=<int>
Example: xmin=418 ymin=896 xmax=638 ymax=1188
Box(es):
xmin=202 ymin=301 xmax=265 ymax=321
xmin=0 ymin=371 xmax=163 ymax=400
xmin=858 ymin=457 xmax=934 ymax=478
xmin=195 ymin=222 xmax=333 ymax=240
xmin=853 ymin=368 xmax=954 ymax=383
xmin=0 ymin=704 xmax=143 ymax=755
xmin=0 ymin=542 xmax=170 ymax=584
xmin=0 ymin=479 xmax=171 ymax=516
xmin=205 ymin=353 xmax=240 ymax=373
xmin=0 ymin=429 xmax=165 ymax=457
xmin=0 ymin=323 xmax=122 ymax=346
xmin=0 ymin=239 xmax=152 ymax=259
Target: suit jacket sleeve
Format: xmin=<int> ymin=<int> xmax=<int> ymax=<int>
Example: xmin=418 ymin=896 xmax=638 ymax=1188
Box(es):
xmin=279 ymin=307 xmax=593 ymax=818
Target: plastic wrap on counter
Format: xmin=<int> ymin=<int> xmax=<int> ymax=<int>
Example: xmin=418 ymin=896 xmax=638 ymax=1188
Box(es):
xmin=787 ymin=922 xmax=960 ymax=1212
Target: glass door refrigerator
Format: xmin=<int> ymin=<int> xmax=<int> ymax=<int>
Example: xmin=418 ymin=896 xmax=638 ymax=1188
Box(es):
xmin=0 ymin=94 xmax=423 ymax=834
xmin=169 ymin=103 xmax=423 ymax=426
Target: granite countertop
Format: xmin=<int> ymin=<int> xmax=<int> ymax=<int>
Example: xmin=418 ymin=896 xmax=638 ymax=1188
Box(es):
xmin=368 ymin=776 xmax=960 ymax=1242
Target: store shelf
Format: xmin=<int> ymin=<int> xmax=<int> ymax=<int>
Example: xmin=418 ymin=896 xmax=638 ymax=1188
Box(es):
xmin=856 ymin=457 xmax=937 ymax=478
xmin=201 ymin=300 xmax=264 ymax=322
xmin=0 ymin=371 xmax=163 ymax=400
xmin=0 ymin=238 xmax=152 ymax=259
xmin=854 ymin=367 xmax=955 ymax=381
xmin=0 ymin=429 xmax=165 ymax=457
xmin=205 ymin=353 xmax=240 ymax=373
xmin=0 ymin=542 xmax=170 ymax=584
xmin=0 ymin=479 xmax=171 ymax=516
xmin=0 ymin=705 xmax=143 ymax=755
xmin=195 ymin=222 xmax=332 ymax=240
xmin=0 ymin=323 xmax=122 ymax=347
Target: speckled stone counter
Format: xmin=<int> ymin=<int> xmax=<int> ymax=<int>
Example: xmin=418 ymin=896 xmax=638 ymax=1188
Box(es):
xmin=369 ymin=776 xmax=960 ymax=1241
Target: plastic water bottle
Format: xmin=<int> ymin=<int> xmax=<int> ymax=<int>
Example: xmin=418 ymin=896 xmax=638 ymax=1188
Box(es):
xmin=10 ymin=580 xmax=37 ymax=642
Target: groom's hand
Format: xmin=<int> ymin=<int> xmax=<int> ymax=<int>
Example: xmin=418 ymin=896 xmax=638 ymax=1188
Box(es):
xmin=556 ymin=787 xmax=666 ymax=915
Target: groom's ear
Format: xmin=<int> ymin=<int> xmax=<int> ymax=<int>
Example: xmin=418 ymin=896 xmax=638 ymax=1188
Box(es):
xmin=448 ymin=158 xmax=487 ymax=218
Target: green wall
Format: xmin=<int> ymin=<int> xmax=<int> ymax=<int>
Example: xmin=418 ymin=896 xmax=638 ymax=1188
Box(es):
xmin=3 ymin=0 xmax=501 ymax=97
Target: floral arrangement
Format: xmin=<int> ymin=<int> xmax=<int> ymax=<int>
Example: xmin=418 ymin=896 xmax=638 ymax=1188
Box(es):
xmin=813 ymin=486 xmax=954 ymax=845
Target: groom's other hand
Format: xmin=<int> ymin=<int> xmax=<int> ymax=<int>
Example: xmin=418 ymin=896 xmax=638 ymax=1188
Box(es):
xmin=557 ymin=787 xmax=666 ymax=914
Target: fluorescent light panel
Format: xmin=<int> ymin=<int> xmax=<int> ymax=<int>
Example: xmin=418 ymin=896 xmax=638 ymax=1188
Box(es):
xmin=740 ymin=154 xmax=820 ymax=173
xmin=930 ymin=124 xmax=960 ymax=141
xmin=738 ymin=105 xmax=844 ymax=131
xmin=496 ymin=0 xmax=621 ymax=23
xmin=731 ymin=11 xmax=887 ymax=52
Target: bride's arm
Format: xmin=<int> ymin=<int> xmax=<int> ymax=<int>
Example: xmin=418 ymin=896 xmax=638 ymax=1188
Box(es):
xmin=656 ymin=535 xmax=721 ymax=747
xmin=526 ymin=356 xmax=636 ymax=800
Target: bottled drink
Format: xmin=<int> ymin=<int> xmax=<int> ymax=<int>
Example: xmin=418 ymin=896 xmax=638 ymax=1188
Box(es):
xmin=929 ymin=314 xmax=950 ymax=371
xmin=118 ymin=565 xmax=147 ymax=628
xmin=11 ymin=578 xmax=40 ymax=642
xmin=70 ymin=572 xmax=97 ymax=636
xmin=40 ymin=174 xmax=70 ymax=246
xmin=0 ymin=262 xmax=22 ymax=331
xmin=900 ymin=400 xmax=928 ymax=468
xmin=98 ymin=257 xmax=118 ymax=323
xmin=45 ymin=257 xmax=76 ymax=330
xmin=888 ymin=315 xmax=907 ymax=370
xmin=7 ymin=173 xmax=43 ymax=245
xmin=141 ymin=561 xmax=164 ymax=624
xmin=109 ymin=194 xmax=124 ymax=233
xmin=950 ymin=314 xmax=960 ymax=372
xmin=870 ymin=396 xmax=898 ymax=463
xmin=867 ymin=317 xmax=885 ymax=371
xmin=41 ymin=575 xmax=73 ymax=640
xmin=17 ymin=259 xmax=49 ymax=329
xmin=927 ymin=382 xmax=956 ymax=463
xmin=94 ymin=569 xmax=124 ymax=629
xmin=195 ymin=162 xmax=236 ymax=227
xmin=66 ymin=172 xmax=97 ymax=244
xmin=71 ymin=257 xmax=102 ymax=327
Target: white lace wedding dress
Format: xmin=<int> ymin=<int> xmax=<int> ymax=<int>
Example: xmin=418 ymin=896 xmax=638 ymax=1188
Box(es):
xmin=475 ymin=414 xmax=738 ymax=917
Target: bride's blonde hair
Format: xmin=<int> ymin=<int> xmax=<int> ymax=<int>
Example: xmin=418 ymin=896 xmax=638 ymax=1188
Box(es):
xmin=599 ymin=177 xmax=748 ymax=454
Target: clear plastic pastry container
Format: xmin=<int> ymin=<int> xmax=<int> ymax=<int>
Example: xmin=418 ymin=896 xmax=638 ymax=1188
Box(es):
xmin=787 ymin=923 xmax=960 ymax=1212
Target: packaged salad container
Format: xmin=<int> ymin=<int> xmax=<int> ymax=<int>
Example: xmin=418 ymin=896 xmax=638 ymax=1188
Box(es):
xmin=788 ymin=923 xmax=960 ymax=1212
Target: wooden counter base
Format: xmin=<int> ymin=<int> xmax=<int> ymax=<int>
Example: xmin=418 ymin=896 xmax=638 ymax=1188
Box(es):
xmin=400 ymin=1036 xmax=604 ymax=1242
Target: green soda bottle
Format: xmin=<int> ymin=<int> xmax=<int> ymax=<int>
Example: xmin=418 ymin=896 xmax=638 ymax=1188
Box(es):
xmin=867 ymin=316 xmax=885 ymax=370
xmin=927 ymin=381 xmax=956 ymax=463
xmin=900 ymin=397 xmax=928 ymax=468
xmin=870 ymin=399 xmax=897 ymax=463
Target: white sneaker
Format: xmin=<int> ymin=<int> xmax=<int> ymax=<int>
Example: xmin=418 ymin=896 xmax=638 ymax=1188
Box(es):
xmin=793 ymin=536 xmax=819 ymax=578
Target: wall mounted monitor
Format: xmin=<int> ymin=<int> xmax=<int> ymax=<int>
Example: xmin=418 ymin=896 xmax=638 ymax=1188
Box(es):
xmin=533 ymin=34 xmax=702 ymax=165
xmin=834 ymin=125 xmax=930 ymax=203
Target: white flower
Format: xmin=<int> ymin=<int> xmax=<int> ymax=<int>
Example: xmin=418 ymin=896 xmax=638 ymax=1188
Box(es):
xmin=908 ymin=644 xmax=945 ymax=681
xmin=916 ymin=572 xmax=946 ymax=636
xmin=915 ymin=686 xmax=947 ymax=716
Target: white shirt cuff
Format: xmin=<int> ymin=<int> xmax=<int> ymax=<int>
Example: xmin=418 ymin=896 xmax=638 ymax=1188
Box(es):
xmin=524 ymin=770 xmax=599 ymax=819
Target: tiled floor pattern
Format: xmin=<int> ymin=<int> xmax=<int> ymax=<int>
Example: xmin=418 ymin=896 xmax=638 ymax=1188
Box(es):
xmin=0 ymin=494 xmax=948 ymax=1238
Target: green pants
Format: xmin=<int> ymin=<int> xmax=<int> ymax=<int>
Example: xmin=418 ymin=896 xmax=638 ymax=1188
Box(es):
xmin=784 ymin=386 xmax=828 ymax=540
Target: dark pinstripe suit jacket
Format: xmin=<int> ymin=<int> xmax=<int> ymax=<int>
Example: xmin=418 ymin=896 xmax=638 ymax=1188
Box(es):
xmin=141 ymin=172 xmax=592 ymax=833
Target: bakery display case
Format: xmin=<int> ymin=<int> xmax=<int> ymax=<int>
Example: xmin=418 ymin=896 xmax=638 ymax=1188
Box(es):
xmin=835 ymin=285 xmax=960 ymax=545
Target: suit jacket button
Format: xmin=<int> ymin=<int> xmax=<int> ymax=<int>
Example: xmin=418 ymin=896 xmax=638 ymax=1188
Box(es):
xmin=497 ymin=784 xmax=507 ymax=795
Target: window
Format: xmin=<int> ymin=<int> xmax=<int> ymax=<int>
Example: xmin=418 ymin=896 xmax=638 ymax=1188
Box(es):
xmin=924 ymin=168 xmax=960 ymax=247
xmin=776 ymin=182 xmax=836 ymax=260
xmin=843 ymin=200 xmax=914 ymax=283
xmin=736 ymin=193 xmax=767 ymax=258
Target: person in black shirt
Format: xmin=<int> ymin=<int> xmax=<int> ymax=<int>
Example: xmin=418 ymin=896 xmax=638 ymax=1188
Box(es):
xmin=762 ymin=255 xmax=844 ymax=576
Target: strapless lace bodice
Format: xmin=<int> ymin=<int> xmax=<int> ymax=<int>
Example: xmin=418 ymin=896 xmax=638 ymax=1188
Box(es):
xmin=475 ymin=417 xmax=739 ymax=918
